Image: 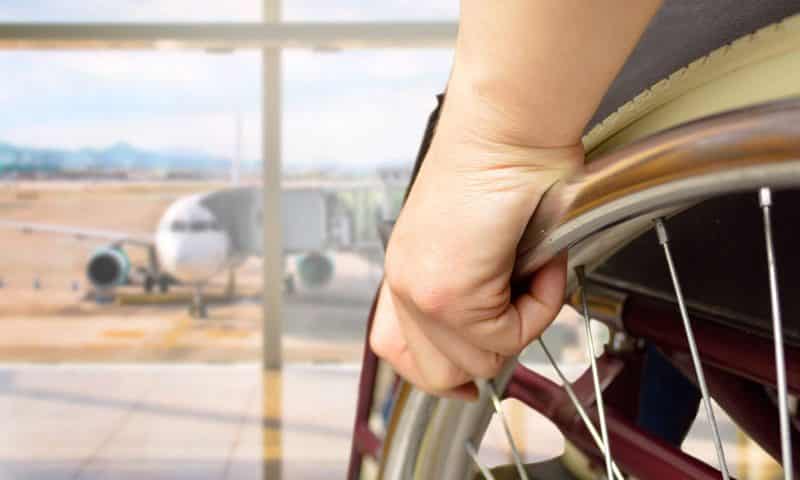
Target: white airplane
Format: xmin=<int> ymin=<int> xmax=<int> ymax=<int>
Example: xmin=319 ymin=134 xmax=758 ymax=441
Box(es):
xmin=0 ymin=186 xmax=342 ymax=318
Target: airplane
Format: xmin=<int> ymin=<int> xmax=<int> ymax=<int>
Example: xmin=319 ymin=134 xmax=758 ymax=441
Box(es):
xmin=0 ymin=186 xmax=346 ymax=318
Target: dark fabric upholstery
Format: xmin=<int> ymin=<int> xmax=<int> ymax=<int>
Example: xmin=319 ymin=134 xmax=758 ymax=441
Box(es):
xmin=589 ymin=0 xmax=800 ymax=130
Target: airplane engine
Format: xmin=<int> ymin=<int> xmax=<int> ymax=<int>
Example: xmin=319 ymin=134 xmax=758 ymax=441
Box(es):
xmin=86 ymin=246 xmax=130 ymax=288
xmin=296 ymin=252 xmax=334 ymax=289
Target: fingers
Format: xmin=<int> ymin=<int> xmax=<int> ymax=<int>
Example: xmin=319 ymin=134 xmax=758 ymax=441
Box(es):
xmin=457 ymin=306 xmax=525 ymax=357
xmin=372 ymin=254 xmax=567 ymax=398
xmin=512 ymin=253 xmax=568 ymax=346
xmin=391 ymin=288 xmax=475 ymax=391
xmin=370 ymin=284 xmax=478 ymax=400
xmin=456 ymin=253 xmax=568 ymax=355
xmin=411 ymin=306 xmax=507 ymax=380
xmin=369 ymin=285 xmax=425 ymax=387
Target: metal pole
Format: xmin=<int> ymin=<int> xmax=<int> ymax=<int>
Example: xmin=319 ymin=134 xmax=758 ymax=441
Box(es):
xmin=262 ymin=2 xmax=283 ymax=480
xmin=261 ymin=0 xmax=282 ymax=372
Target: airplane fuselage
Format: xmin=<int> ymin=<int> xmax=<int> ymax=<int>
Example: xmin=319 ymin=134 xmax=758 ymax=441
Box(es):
xmin=155 ymin=196 xmax=231 ymax=286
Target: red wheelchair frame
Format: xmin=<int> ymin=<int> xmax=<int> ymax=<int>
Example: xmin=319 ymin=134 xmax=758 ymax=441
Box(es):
xmin=348 ymin=290 xmax=800 ymax=479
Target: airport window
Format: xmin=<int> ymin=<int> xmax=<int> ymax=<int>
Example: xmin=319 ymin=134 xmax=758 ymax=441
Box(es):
xmin=0 ymin=27 xmax=472 ymax=479
xmin=0 ymin=49 xmax=262 ymax=352
xmin=0 ymin=1 xmax=261 ymax=22
xmin=283 ymin=0 xmax=458 ymax=21
xmin=280 ymin=49 xmax=452 ymax=348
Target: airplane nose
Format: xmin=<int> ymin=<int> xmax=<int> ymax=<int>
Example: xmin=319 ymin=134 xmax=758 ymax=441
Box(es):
xmin=159 ymin=232 xmax=229 ymax=283
xmin=156 ymin=234 xmax=195 ymax=278
xmin=172 ymin=240 xmax=203 ymax=277
xmin=173 ymin=241 xmax=192 ymax=264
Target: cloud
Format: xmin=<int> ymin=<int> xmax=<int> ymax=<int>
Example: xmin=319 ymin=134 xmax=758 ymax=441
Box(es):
xmin=284 ymin=84 xmax=441 ymax=168
xmin=283 ymin=0 xmax=458 ymax=21
xmin=1 ymin=110 xmax=262 ymax=159
xmin=2 ymin=82 xmax=442 ymax=170
xmin=0 ymin=0 xmax=457 ymax=22
xmin=0 ymin=2 xmax=456 ymax=170
xmin=0 ymin=0 xmax=261 ymax=22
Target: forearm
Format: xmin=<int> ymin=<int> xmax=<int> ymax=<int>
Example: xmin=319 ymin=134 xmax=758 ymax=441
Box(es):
xmin=443 ymin=0 xmax=662 ymax=148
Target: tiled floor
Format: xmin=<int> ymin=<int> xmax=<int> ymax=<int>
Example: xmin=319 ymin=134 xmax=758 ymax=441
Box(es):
xmin=0 ymin=364 xmax=358 ymax=480
xmin=0 ymin=363 xmax=783 ymax=480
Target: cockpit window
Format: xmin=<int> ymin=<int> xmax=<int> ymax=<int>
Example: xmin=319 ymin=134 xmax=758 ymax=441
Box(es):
xmin=169 ymin=219 xmax=220 ymax=233
xmin=189 ymin=220 xmax=208 ymax=232
xmin=171 ymin=220 xmax=188 ymax=232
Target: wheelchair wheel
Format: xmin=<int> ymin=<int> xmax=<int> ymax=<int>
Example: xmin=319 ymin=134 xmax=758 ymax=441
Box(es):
xmin=354 ymin=12 xmax=800 ymax=480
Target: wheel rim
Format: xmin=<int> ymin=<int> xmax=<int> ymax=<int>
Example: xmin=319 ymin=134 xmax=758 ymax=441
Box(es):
xmin=379 ymin=99 xmax=800 ymax=480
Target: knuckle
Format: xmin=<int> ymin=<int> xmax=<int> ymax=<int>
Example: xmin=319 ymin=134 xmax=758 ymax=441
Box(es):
xmin=495 ymin=342 xmax=520 ymax=358
xmin=423 ymin=363 xmax=467 ymax=392
xmin=368 ymin=328 xmax=387 ymax=358
xmin=410 ymin=282 xmax=459 ymax=319
xmin=471 ymin=353 xmax=506 ymax=379
xmin=369 ymin=325 xmax=398 ymax=360
xmin=386 ymin=254 xmax=461 ymax=321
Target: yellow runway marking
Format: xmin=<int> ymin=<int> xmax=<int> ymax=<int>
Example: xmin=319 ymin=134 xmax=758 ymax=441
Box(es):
xmin=156 ymin=315 xmax=192 ymax=351
xmin=204 ymin=328 xmax=252 ymax=340
xmin=263 ymin=368 xmax=283 ymax=478
xmin=117 ymin=292 xmax=232 ymax=305
xmin=102 ymin=329 xmax=146 ymax=340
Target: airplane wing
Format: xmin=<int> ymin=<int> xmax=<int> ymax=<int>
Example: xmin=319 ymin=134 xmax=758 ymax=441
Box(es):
xmin=0 ymin=220 xmax=153 ymax=247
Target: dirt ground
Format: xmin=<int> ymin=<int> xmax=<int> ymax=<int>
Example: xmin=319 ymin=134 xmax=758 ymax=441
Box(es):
xmin=0 ymin=181 xmax=368 ymax=364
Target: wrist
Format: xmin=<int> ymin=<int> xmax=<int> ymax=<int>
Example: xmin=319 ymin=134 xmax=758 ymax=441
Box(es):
xmin=426 ymin=99 xmax=583 ymax=195
xmin=443 ymin=62 xmax=585 ymax=149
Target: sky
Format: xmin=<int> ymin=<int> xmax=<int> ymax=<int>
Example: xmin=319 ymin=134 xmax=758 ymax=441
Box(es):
xmin=0 ymin=1 xmax=458 ymax=170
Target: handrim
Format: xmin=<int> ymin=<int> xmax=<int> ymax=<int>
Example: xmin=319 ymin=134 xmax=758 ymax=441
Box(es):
xmin=377 ymin=12 xmax=800 ymax=479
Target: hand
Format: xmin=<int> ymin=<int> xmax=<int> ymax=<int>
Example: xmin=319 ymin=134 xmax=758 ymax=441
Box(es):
xmin=370 ymin=101 xmax=581 ymax=399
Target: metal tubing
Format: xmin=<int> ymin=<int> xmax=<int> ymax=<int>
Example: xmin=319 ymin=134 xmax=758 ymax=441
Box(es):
xmin=540 ymin=340 xmax=625 ymax=480
xmin=620 ymin=296 xmax=800 ymax=395
xmin=506 ymin=363 xmax=725 ymax=480
xmin=674 ymin=358 xmax=800 ymax=469
xmin=347 ymin=292 xmax=382 ymax=479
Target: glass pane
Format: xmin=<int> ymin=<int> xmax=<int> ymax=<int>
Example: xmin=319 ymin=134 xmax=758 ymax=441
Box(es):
xmin=281 ymin=48 xmax=452 ymax=349
xmin=0 ymin=1 xmax=261 ymax=23
xmin=0 ymin=50 xmax=260 ymax=165
xmin=280 ymin=49 xmax=451 ymax=476
xmin=0 ymin=49 xmax=262 ymax=361
xmin=0 ymin=48 xmax=267 ymax=478
xmin=283 ymin=0 xmax=458 ymax=21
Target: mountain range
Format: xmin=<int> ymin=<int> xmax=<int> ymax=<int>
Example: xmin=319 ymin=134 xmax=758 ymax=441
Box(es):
xmin=0 ymin=141 xmax=244 ymax=174
xmin=0 ymin=140 xmax=414 ymax=176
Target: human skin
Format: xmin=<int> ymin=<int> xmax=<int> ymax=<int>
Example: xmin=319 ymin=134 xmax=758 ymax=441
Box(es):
xmin=371 ymin=0 xmax=663 ymax=399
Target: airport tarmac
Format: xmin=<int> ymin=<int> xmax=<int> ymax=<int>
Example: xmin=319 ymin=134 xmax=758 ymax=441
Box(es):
xmin=0 ymin=251 xmax=378 ymax=364
xmin=0 ymin=181 xmax=385 ymax=364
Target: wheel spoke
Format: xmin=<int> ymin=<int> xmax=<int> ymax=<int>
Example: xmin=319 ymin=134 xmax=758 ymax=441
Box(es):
xmin=486 ymin=380 xmax=530 ymax=480
xmin=465 ymin=440 xmax=497 ymax=480
xmin=654 ymin=218 xmax=731 ymax=480
xmin=759 ymin=187 xmax=794 ymax=479
xmin=539 ymin=339 xmax=625 ymax=480
xmin=575 ymin=267 xmax=614 ymax=480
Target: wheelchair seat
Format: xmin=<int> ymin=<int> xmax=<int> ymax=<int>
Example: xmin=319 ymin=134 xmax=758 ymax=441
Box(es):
xmin=589 ymin=0 xmax=800 ymax=130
